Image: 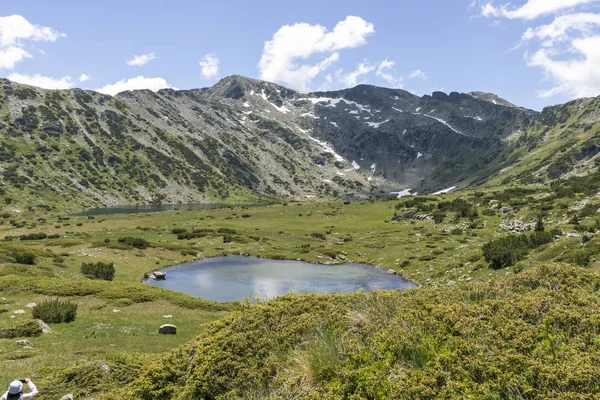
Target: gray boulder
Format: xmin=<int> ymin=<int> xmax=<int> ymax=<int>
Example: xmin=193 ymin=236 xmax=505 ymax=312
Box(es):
xmin=37 ymin=319 xmax=51 ymax=334
xmin=15 ymin=340 xmax=30 ymax=346
xmin=151 ymin=271 xmax=166 ymax=280
xmin=59 ymin=395 xmax=74 ymax=400
xmin=159 ymin=324 xmax=177 ymax=334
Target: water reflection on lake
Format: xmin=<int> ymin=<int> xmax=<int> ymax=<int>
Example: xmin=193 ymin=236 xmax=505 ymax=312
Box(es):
xmin=144 ymin=255 xmax=416 ymax=302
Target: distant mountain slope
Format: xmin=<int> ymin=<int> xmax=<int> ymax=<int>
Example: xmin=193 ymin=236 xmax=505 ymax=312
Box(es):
xmin=2 ymin=74 xmax=596 ymax=211
xmin=468 ymin=91 xmax=518 ymax=108
xmin=482 ymin=96 xmax=600 ymax=186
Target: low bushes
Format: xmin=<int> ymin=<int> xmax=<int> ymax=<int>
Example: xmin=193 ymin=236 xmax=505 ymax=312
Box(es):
xmin=0 ymin=320 xmax=42 ymax=338
xmin=11 ymin=249 xmax=36 ymax=265
xmin=483 ymin=231 xmax=554 ymax=269
xmin=117 ymin=237 xmax=149 ymax=249
xmin=32 ymin=299 xmax=78 ymax=323
xmin=81 ymin=261 xmax=115 ymax=281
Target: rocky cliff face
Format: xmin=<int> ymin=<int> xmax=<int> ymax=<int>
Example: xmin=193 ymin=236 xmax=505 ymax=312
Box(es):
xmin=0 ymin=75 xmax=546 ymax=210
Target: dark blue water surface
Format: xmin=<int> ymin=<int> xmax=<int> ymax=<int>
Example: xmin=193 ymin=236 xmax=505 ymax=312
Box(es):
xmin=144 ymin=256 xmax=416 ymax=302
xmin=73 ymin=203 xmax=268 ymax=216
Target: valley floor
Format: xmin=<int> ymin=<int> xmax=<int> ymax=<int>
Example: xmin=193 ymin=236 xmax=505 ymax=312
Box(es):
xmin=0 ymin=185 xmax=598 ymax=398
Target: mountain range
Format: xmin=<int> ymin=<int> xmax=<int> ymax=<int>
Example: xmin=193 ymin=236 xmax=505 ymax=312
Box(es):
xmin=0 ymin=75 xmax=599 ymax=211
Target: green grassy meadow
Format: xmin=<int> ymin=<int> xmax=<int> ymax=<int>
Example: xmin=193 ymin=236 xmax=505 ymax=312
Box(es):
xmin=0 ymin=185 xmax=598 ymax=398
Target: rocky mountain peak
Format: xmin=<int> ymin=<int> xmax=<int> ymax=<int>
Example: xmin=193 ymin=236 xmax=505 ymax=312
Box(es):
xmin=467 ymin=91 xmax=517 ymax=108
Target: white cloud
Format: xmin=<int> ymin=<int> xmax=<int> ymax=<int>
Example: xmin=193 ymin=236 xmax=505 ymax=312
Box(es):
xmin=79 ymin=73 xmax=91 ymax=82
xmin=0 ymin=14 xmax=65 ymax=47
xmin=522 ymin=13 xmax=600 ymax=45
xmin=482 ymin=0 xmax=597 ymax=20
xmin=482 ymin=0 xmax=600 ymax=99
xmin=342 ymin=62 xmax=375 ymax=87
xmin=126 ymin=52 xmax=157 ymax=66
xmin=0 ymin=15 xmax=65 ymax=70
xmin=96 ymin=76 xmax=173 ymax=95
xmin=375 ymin=59 xmax=404 ymax=87
xmin=0 ymin=46 xmax=31 ymax=69
xmin=258 ymin=16 xmax=375 ymax=90
xmin=527 ymin=35 xmax=600 ymax=97
xmin=408 ymin=69 xmax=427 ymax=80
xmin=199 ymin=54 xmax=219 ymax=78
xmin=7 ymin=73 xmax=73 ymax=89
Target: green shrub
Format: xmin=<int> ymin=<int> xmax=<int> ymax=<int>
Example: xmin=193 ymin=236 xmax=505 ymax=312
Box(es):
xmin=171 ymin=228 xmax=187 ymax=235
xmin=12 ymin=250 xmax=36 ymax=265
xmin=483 ymin=231 xmax=554 ymax=269
xmin=223 ymin=235 xmax=232 ymax=243
xmin=217 ymin=228 xmax=237 ymax=235
xmin=81 ymin=262 xmax=115 ymax=281
xmin=118 ymin=237 xmax=149 ymax=249
xmin=32 ymin=299 xmax=77 ymax=323
xmin=0 ymin=320 xmax=43 ymax=338
xmin=527 ymin=231 xmax=553 ymax=248
xmin=451 ymin=228 xmax=463 ymax=235
xmin=571 ymin=250 xmax=592 ymax=267
xmin=432 ymin=210 xmax=445 ymax=224
xmin=311 ymin=232 xmax=326 ymax=240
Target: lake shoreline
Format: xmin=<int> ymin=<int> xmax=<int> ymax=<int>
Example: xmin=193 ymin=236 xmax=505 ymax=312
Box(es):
xmin=142 ymin=254 xmax=417 ymax=302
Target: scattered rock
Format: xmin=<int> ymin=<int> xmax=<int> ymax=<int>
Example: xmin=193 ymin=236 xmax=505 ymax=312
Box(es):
xmin=159 ymin=324 xmax=177 ymax=334
xmin=37 ymin=319 xmax=51 ymax=334
xmin=392 ymin=212 xmax=433 ymax=222
xmin=59 ymin=395 xmax=74 ymax=400
xmin=25 ymin=303 xmax=36 ymax=308
xmin=15 ymin=340 xmax=30 ymax=346
xmin=567 ymin=232 xmax=581 ymax=238
xmin=13 ymin=310 xmax=25 ymax=314
xmin=22 ymin=345 xmax=35 ymax=350
xmin=162 ymin=315 xmax=173 ymax=319
xmin=150 ymin=271 xmax=166 ymax=280
xmin=113 ymin=309 xmax=121 ymax=313
xmin=446 ymin=280 xmax=457 ymax=287
xmin=386 ymin=269 xmax=398 ymax=275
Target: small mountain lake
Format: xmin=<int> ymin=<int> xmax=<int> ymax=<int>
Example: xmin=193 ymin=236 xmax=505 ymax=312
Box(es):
xmin=72 ymin=202 xmax=268 ymax=216
xmin=144 ymin=256 xmax=416 ymax=302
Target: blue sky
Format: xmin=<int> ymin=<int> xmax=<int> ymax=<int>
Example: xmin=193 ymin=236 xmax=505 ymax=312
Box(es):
xmin=1 ymin=0 xmax=599 ymax=110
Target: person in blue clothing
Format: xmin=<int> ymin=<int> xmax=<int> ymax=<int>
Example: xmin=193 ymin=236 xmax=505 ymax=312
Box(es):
xmin=1 ymin=378 xmax=38 ymax=400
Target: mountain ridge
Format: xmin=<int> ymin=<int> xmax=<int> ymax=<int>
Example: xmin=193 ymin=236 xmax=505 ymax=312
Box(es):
xmin=0 ymin=75 xmax=598 ymax=212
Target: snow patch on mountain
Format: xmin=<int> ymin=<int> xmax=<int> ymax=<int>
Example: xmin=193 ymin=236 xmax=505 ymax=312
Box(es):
xmin=366 ymin=119 xmax=390 ymax=129
xmin=433 ymin=186 xmax=457 ymax=195
xmin=423 ymin=114 xmax=467 ymax=136
xmin=298 ymin=128 xmax=344 ymax=162
xmin=390 ymin=189 xmax=415 ymax=198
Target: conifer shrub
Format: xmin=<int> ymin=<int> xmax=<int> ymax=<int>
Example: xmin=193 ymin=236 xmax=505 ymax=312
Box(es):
xmin=117 ymin=237 xmax=149 ymax=249
xmin=483 ymin=231 xmax=554 ymax=269
xmin=81 ymin=261 xmax=115 ymax=281
xmin=32 ymin=299 xmax=77 ymax=323
xmin=12 ymin=249 xmax=36 ymax=265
